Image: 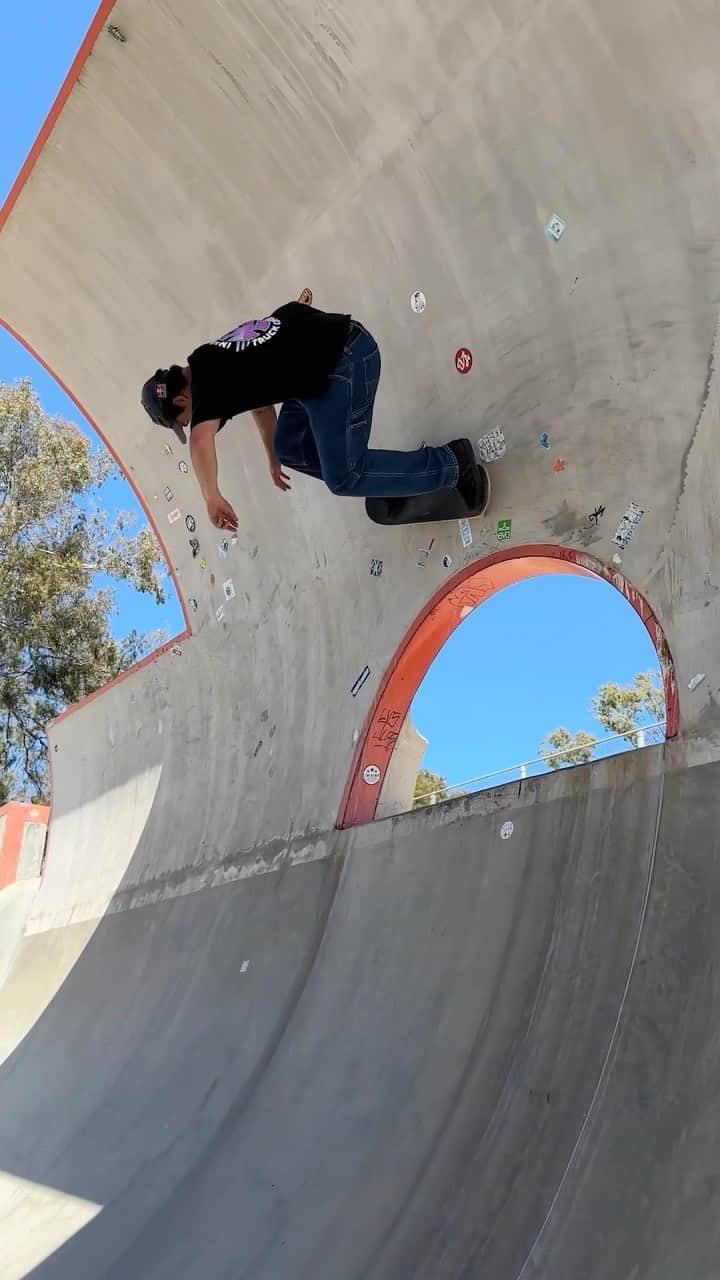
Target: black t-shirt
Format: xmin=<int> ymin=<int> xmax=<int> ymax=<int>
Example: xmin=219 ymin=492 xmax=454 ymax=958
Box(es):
xmin=188 ymin=301 xmax=351 ymax=430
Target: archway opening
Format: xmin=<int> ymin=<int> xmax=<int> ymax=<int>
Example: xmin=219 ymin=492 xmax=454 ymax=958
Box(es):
xmin=337 ymin=546 xmax=677 ymax=829
xmin=0 ymin=321 xmax=185 ymax=806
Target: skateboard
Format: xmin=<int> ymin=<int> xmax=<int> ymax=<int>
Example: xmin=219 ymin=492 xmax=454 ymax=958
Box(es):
xmin=366 ymin=465 xmax=490 ymax=527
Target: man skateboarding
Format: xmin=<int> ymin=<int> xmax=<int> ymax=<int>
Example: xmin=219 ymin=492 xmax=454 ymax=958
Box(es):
xmin=141 ymin=293 xmax=486 ymax=532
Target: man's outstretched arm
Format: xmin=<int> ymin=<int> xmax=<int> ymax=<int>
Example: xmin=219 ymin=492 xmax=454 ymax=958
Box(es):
xmin=190 ymin=418 xmax=238 ymax=530
xmin=252 ymin=405 xmax=291 ymax=492
xmin=252 ymin=405 xmax=278 ymax=460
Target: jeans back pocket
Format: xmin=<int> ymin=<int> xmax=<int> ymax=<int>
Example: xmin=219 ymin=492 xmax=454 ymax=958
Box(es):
xmin=350 ymin=341 xmax=381 ymax=422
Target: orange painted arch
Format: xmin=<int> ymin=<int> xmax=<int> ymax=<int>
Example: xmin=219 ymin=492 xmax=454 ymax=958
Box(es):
xmin=336 ymin=544 xmax=678 ymax=829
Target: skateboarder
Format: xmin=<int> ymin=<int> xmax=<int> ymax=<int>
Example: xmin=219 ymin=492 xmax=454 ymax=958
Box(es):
xmin=141 ymin=294 xmax=485 ymax=532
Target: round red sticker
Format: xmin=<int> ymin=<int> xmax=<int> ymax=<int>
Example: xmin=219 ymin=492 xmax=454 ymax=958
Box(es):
xmin=455 ymin=347 xmax=473 ymax=374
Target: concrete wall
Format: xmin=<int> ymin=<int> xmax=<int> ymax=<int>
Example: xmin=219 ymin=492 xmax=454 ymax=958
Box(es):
xmin=375 ymin=716 xmax=428 ymax=819
xmin=0 ymin=803 xmax=49 ymax=890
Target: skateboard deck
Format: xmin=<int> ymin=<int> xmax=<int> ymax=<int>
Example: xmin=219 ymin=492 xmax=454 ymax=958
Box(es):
xmin=366 ymin=465 xmax=490 ymax=527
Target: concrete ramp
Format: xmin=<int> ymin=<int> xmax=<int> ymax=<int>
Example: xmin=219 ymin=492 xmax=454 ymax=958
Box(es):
xmin=1 ymin=0 xmax=720 ymax=1275
xmin=2 ymin=752 xmax=694 ymax=1279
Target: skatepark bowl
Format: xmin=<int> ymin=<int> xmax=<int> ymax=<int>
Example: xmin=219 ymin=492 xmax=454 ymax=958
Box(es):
xmin=1 ymin=1 xmax=720 ymax=1276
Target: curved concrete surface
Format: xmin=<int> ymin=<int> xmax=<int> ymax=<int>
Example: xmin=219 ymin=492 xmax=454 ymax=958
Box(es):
xmin=1 ymin=1 xmax=720 ymax=1275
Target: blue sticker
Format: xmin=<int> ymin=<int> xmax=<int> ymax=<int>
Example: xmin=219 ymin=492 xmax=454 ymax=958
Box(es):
xmin=539 ymin=432 xmax=550 ymax=448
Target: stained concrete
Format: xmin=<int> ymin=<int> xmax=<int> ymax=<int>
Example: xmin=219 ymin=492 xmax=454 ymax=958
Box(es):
xmin=1 ymin=0 xmax=720 ymax=1275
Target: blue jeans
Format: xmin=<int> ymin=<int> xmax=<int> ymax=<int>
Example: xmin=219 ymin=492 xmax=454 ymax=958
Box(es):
xmin=274 ymin=322 xmax=459 ymax=497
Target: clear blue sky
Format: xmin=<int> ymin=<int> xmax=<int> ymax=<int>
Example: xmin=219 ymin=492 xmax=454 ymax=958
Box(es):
xmin=2 ymin=4 xmax=663 ymax=785
xmin=412 ymin=573 xmax=661 ymax=789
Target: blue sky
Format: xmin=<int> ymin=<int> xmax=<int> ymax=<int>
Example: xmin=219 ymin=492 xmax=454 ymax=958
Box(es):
xmin=412 ymin=572 xmax=661 ymax=789
xmin=2 ymin=3 xmax=662 ymax=786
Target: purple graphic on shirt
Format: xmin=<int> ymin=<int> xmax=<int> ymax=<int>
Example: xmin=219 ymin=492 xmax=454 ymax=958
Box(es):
xmin=214 ymin=315 xmax=281 ymax=350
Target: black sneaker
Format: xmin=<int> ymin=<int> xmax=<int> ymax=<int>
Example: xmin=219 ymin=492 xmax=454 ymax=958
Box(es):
xmin=447 ymin=438 xmax=484 ymax=508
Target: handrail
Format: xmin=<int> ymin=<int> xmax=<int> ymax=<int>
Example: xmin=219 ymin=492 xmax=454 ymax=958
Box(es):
xmin=424 ymin=720 xmax=667 ymax=799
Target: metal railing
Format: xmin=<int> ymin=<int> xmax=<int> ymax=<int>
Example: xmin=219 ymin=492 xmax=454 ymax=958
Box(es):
xmin=422 ymin=720 xmax=667 ymax=802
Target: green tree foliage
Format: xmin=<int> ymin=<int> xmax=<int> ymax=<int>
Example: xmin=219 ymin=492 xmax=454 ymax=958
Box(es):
xmin=413 ymin=768 xmax=449 ymax=807
xmin=591 ymin=670 xmax=665 ymax=745
xmin=540 ymin=670 xmax=666 ymax=771
xmin=0 ymin=379 xmax=167 ymax=803
xmin=413 ymin=768 xmax=468 ymax=807
xmin=540 ymin=727 xmax=598 ymax=770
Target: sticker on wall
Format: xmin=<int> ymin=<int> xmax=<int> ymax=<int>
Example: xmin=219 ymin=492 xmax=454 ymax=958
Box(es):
xmin=458 ymin=518 xmax=473 ymax=549
xmin=185 ymin=514 xmax=196 ymax=533
xmin=553 ymin=458 xmax=567 ymax=472
xmin=416 ymin=537 xmax=435 ymax=568
xmin=240 ymin=959 xmax=250 ymax=974
xmin=351 ymin=665 xmax=371 ymax=698
xmin=163 ymin=486 xmax=174 ymax=502
xmin=223 ymin=578 xmax=236 ymax=601
xmin=496 ymin=518 xmax=512 ymax=543
xmin=500 ymin=820 xmax=514 ymax=840
xmin=168 ymin=508 xmax=181 ymax=524
xmin=477 ymin=426 xmax=507 ymax=463
xmin=199 ymin=557 xmax=207 ymax=569
xmin=443 ymin=554 xmax=453 ymax=569
xmin=210 ymin=574 xmax=216 ymax=586
xmin=171 ymin=645 xmax=182 ymax=656
xmin=162 ymin=443 xmax=173 ymax=456
xmin=189 ymin=537 xmax=199 ymax=557
xmin=688 ymin=673 xmax=707 ymax=692
xmin=189 ymin=597 xmax=199 ymax=613
xmin=613 ymin=502 xmax=645 ymax=549
xmin=455 ymin=347 xmax=473 ymax=375
xmin=588 ymin=505 xmax=606 ymax=527
xmin=545 ymin=213 xmax=567 ymax=241
xmin=178 ymin=460 xmax=189 ymax=474
xmin=410 ymin=290 xmax=426 ymax=314
xmin=216 ymin=604 xmax=224 ymax=622
xmin=539 ymin=432 xmax=550 ymax=449
xmin=612 ymin=552 xmax=623 ymax=565
xmin=363 ymin=764 xmax=382 ymax=786
xmin=370 ymin=559 xmax=383 ymax=577
xmin=218 ymin=538 xmax=230 ymax=558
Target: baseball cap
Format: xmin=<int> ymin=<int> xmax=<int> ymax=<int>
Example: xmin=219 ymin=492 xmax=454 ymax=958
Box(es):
xmin=141 ymin=367 xmax=187 ymax=444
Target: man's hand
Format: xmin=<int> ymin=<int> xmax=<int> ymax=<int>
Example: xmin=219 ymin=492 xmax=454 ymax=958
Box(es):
xmin=269 ymin=458 xmax=291 ymax=492
xmin=207 ymin=493 xmax=239 ymax=532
